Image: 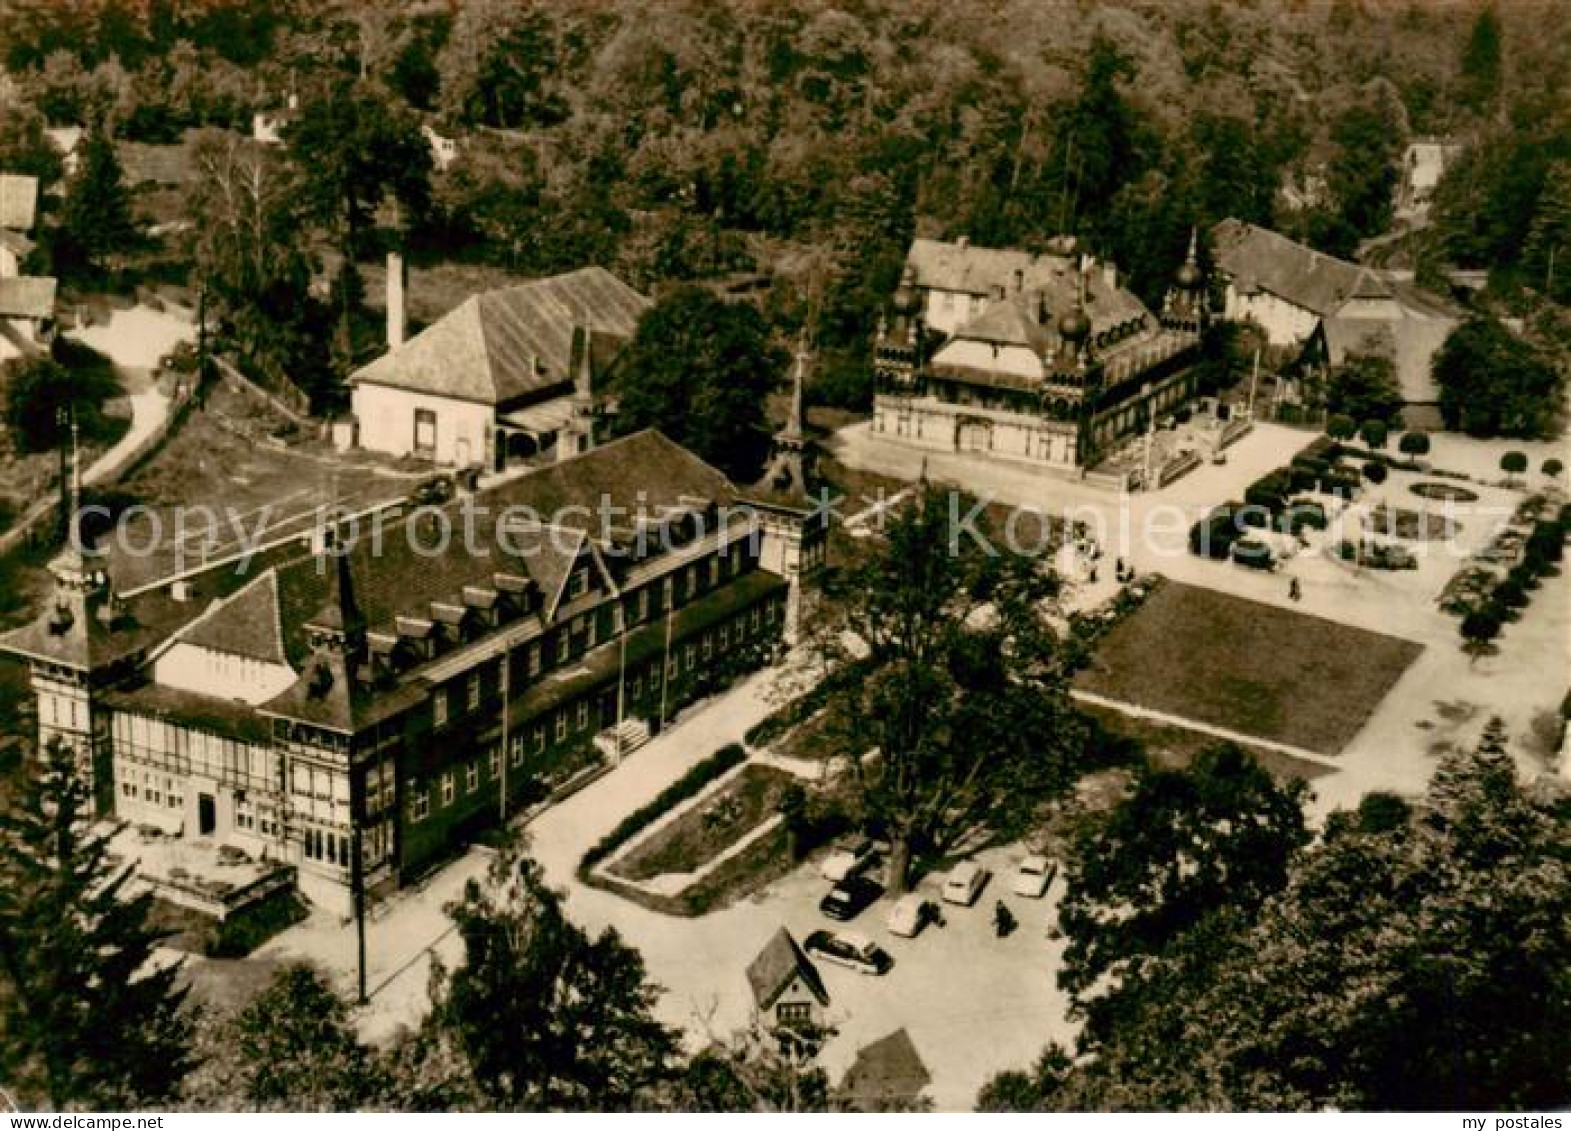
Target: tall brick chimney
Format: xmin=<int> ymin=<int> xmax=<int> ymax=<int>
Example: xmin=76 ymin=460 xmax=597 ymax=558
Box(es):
xmin=386 ymin=251 xmax=407 ymax=350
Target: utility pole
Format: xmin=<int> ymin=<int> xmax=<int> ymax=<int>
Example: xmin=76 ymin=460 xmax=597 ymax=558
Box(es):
xmin=1247 ymin=347 xmax=1261 ymax=420
xmin=657 ymin=592 xmax=674 ymax=730
xmin=351 ymin=818 xmax=367 ymax=1005
xmin=614 ymin=604 xmax=628 ymax=763
xmin=498 ymin=646 xmax=511 ymax=824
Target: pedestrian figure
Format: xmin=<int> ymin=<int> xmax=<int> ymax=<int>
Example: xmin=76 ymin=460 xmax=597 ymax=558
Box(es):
xmin=993 ymin=900 xmax=1016 ymax=938
xmin=1289 ymin=577 xmax=1301 ymax=602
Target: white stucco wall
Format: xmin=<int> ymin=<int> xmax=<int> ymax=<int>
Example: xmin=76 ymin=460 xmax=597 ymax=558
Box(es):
xmin=1222 ymin=285 xmax=1321 ymax=347
xmin=352 ymin=382 xmax=495 ymax=466
xmin=152 ymin=642 xmax=297 ymax=705
xmin=922 ymin=288 xmax=988 ymax=336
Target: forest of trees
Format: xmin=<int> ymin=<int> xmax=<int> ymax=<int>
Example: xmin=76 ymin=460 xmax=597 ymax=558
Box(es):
xmin=3 ymin=0 xmax=1565 ymax=413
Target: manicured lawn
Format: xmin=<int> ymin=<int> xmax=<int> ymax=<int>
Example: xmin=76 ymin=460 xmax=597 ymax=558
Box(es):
xmin=1075 ymin=701 xmax=1335 ymax=783
xmin=609 ymin=763 xmax=797 ymax=883
xmin=1076 ymin=581 xmax=1422 ymax=756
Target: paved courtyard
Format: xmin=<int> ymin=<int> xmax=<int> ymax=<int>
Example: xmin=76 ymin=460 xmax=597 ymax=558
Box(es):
xmin=832 ymin=418 xmax=1571 ymax=811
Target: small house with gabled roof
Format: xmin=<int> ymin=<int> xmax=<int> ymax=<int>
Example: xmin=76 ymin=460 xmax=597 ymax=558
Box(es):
xmin=746 ymin=928 xmax=829 ymax=1031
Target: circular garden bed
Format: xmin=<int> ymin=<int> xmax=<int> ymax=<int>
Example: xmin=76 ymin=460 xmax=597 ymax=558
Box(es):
xmin=1410 ymin=481 xmax=1479 ymax=503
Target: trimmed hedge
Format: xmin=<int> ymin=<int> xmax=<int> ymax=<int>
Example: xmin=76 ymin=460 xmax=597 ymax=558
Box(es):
xmin=579 ymin=743 xmax=748 ymax=874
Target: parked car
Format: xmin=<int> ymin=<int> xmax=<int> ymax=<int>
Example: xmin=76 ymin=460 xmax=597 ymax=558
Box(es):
xmin=886 ymin=893 xmax=938 ymax=938
xmin=1211 ymin=448 xmax=1228 ymax=465
xmin=1011 ymin=854 xmax=1056 ymax=898
xmin=819 ymin=875 xmax=883 ymax=921
xmin=941 ymin=861 xmax=991 ymax=906
xmin=804 ymin=930 xmax=893 ymax=976
xmin=1230 ymin=538 xmax=1275 ymax=570
xmin=819 ymin=837 xmax=877 ymax=883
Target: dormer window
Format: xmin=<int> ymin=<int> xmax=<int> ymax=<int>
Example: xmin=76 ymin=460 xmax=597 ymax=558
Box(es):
xmin=568 ymin=567 xmax=590 ymax=601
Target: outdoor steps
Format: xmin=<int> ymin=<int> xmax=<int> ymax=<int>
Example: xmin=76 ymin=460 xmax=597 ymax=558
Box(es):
xmin=593 ymin=717 xmax=652 ymax=760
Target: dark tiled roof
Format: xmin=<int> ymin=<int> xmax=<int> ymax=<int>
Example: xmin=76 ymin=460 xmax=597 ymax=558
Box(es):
xmin=170 ymin=431 xmax=743 ymax=728
xmin=840 ymin=1029 xmax=930 ymax=1109
xmin=746 ymin=928 xmax=828 ymax=1011
xmin=0 ymin=276 xmax=56 ymax=320
xmin=176 ymin=570 xmax=289 ymax=665
xmin=906 ymin=237 xmax=1149 ymax=336
xmin=0 ymin=174 xmax=39 ymax=231
xmin=351 ymin=266 xmax=648 ymax=404
xmin=1213 ymin=218 xmax=1390 ymax=317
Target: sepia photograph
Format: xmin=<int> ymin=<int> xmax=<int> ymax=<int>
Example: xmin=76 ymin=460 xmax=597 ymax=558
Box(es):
xmin=0 ymin=0 xmax=1566 ymax=1116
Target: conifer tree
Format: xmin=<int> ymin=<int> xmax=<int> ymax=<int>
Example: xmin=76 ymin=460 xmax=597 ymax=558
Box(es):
xmin=57 ymin=125 xmax=139 ymax=281
xmin=0 ymin=739 xmax=194 ymax=1109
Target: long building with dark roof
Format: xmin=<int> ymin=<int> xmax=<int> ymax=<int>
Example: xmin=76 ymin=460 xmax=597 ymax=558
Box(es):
xmin=871 ymin=235 xmax=1206 ymax=475
xmin=2 ymin=430 xmax=825 ymax=914
xmin=348 ymin=263 xmax=649 ymax=469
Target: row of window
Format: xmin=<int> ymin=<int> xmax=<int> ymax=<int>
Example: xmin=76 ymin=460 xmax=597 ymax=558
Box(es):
xmin=407 ymin=601 xmax=778 ymax=826
xmin=303 ymin=825 xmax=352 ymax=868
xmin=428 ymin=547 xmax=751 ymax=730
xmin=120 ymin=769 xmax=183 ymax=812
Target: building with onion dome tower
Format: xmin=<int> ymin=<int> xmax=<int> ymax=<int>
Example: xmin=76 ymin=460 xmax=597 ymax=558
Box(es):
xmin=871 ymin=235 xmax=1206 ymax=474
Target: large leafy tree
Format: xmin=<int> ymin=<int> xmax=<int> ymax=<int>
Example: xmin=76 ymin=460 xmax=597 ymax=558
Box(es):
xmin=184 ymin=964 xmax=386 ymax=1110
xmin=988 ymin=724 xmax=1571 ymax=1111
xmin=613 ymin=286 xmax=785 ymax=479
xmin=2 ymin=354 xmax=120 ymax=456
xmin=286 ymin=76 xmax=431 ymax=370
xmin=0 ymin=739 xmax=195 ymax=1109
xmin=1325 ymin=350 xmax=1404 ymax=426
xmin=418 ymin=835 xmax=678 ymax=1110
xmin=814 ymin=482 xmax=1085 ymax=893
xmin=184 ymin=130 xmax=321 ymax=392
xmin=1055 ymin=744 xmax=1309 ymax=1037
xmin=1433 ymin=317 xmax=1563 ymax=439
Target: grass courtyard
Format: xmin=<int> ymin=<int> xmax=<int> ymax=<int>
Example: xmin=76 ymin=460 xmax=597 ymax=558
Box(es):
xmin=1076 ymin=581 xmax=1423 ymax=756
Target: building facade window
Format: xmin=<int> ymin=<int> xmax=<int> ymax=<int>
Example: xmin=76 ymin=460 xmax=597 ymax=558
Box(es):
xmin=528 ymin=644 xmax=541 ymax=676
xmin=410 ymin=785 xmax=429 ymax=822
xmin=576 ymin=700 xmax=589 ymax=730
xmin=433 ymin=689 xmax=449 ymax=726
xmin=467 ymin=672 xmax=481 ymax=710
xmin=441 ymin=772 xmax=455 ymax=806
xmin=466 ymin=761 xmax=478 ymax=793
xmin=555 ymin=712 xmax=568 ymax=741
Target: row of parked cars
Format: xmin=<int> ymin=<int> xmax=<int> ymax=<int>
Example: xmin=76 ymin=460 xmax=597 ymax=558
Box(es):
xmin=803 ymin=840 xmax=1057 ymax=976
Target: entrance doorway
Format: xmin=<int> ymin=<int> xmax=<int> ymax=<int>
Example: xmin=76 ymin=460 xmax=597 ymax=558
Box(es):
xmin=198 ymin=793 xmax=216 ymax=836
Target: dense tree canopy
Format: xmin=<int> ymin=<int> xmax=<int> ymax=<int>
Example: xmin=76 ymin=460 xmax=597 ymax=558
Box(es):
xmin=613 ymin=286 xmax=784 ymax=479
xmin=986 ymin=725 xmax=1571 ymax=1111
xmin=814 ymin=483 xmax=1088 ymax=892
xmin=0 ymin=740 xmax=194 ymax=1109
xmin=1433 ymin=318 xmax=1563 ymax=439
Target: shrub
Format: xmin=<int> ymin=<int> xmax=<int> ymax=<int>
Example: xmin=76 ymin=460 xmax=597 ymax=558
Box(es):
xmin=1362 ymin=460 xmax=1389 ymax=484
xmin=1288 ymin=464 xmax=1319 ymax=493
xmin=1494 ymin=577 xmax=1528 ymax=609
xmin=1189 ymin=507 xmax=1241 ymax=559
xmin=1460 ymin=606 xmax=1502 ymax=650
xmin=580 ymin=743 xmax=748 ymax=873
xmin=1245 ymin=468 xmax=1292 ymax=513
xmin=1500 ymin=451 xmax=1528 ymax=481
xmin=1327 ymin=414 xmax=1357 ymax=440
xmin=1399 ymin=431 xmax=1431 ymax=456
xmin=1544 ymin=458 xmax=1564 ymax=479
xmin=1359 ymin=419 xmax=1389 ymax=449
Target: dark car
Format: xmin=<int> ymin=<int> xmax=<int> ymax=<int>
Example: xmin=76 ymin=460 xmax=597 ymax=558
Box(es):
xmin=1231 ymin=538 xmax=1275 ymax=570
xmin=819 ymin=875 xmax=883 ymax=921
xmin=804 ymin=930 xmax=894 ymax=976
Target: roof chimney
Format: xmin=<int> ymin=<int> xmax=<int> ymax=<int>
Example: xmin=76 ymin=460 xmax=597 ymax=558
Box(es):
xmin=1103 ymin=263 xmax=1117 ymax=292
xmin=957 ymin=235 xmax=970 ymax=249
xmin=1013 ymin=267 xmax=1025 ymax=294
xmin=386 ymin=251 xmax=407 ymax=350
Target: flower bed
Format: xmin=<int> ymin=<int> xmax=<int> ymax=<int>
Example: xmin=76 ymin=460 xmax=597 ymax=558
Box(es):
xmin=1410 ymin=481 xmax=1479 ymax=503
